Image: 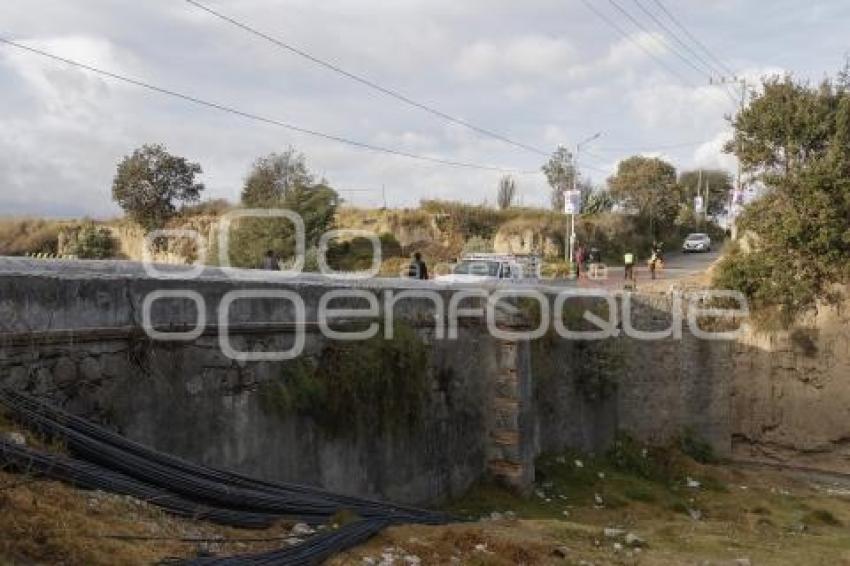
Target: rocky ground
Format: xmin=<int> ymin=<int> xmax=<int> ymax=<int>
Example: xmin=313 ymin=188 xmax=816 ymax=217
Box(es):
xmin=3 ymin=404 xmax=850 ymax=565
xmin=329 ymin=444 xmax=850 ymax=566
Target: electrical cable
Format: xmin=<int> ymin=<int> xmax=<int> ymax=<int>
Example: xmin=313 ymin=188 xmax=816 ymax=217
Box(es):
xmin=0 ymin=37 xmax=527 ymax=174
xmin=183 ymin=0 xmax=550 ymax=157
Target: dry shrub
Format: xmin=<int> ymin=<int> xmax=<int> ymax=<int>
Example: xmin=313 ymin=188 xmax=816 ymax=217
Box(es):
xmin=0 ymin=218 xmax=68 ymax=256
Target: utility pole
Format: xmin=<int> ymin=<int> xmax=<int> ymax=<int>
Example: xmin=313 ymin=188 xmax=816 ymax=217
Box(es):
xmin=567 ymin=132 xmax=602 ymax=266
xmin=382 ymin=184 xmax=387 ymax=209
xmin=716 ymin=76 xmax=749 ymax=238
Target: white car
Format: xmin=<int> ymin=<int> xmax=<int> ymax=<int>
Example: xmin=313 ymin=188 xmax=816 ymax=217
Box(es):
xmin=682 ymin=233 xmax=712 ymax=253
xmin=436 ymin=258 xmax=519 ymax=284
xmin=436 ymin=253 xmax=542 ymax=283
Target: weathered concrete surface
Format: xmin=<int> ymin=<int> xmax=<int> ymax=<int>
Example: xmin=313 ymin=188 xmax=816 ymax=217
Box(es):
xmin=731 ymin=301 xmax=850 ymax=473
xmin=0 ymin=257 xmax=748 ymax=502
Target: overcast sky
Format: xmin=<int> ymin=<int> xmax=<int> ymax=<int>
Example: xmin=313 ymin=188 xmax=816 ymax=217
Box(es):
xmin=0 ymin=0 xmax=847 ymax=217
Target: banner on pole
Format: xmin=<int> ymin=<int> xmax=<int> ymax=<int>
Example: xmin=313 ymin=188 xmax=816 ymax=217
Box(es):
xmin=564 ymin=190 xmax=582 ymax=215
xmin=694 ymin=195 xmax=704 ymax=214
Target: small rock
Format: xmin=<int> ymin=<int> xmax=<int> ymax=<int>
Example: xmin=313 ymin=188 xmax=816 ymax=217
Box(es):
xmin=361 ymin=558 xmax=376 ymax=565
xmin=575 ymin=459 xmax=584 ymax=468
xmin=291 ymin=523 xmax=314 ymax=536
xmin=551 ymin=546 xmax=570 ymax=558
xmin=285 ymin=537 xmax=302 ymax=546
xmin=1 ymin=431 xmax=26 ymax=446
xmin=734 ymin=559 xmax=752 ymax=566
xmin=489 ymin=511 xmax=504 ymax=521
xmin=686 ymin=477 xmax=701 ymax=489
xmin=613 ymin=542 xmax=623 ymax=553
xmin=688 ymin=508 xmax=703 ymax=521
xmin=403 ymin=555 xmax=421 ymax=565
xmin=624 ymin=533 xmax=646 ymax=547
xmin=598 ymin=472 xmax=606 ymax=480
xmin=604 ymin=528 xmax=625 ymax=538
xmin=594 ymin=493 xmax=604 ymax=506
xmin=562 ymin=510 xmax=570 ymax=517
xmin=473 ymin=543 xmax=490 ymax=553
xmin=504 ymin=510 xmax=516 ymax=520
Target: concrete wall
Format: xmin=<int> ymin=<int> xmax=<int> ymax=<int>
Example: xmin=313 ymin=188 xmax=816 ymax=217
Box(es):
xmin=0 ymin=258 xmax=739 ymax=503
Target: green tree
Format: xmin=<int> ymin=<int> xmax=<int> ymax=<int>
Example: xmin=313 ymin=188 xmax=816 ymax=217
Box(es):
xmin=607 ymin=156 xmax=681 ymax=237
xmin=64 ymin=222 xmax=115 ymax=259
xmin=583 ymin=189 xmax=615 ymax=214
xmin=496 ymin=175 xmax=517 ymax=210
xmin=241 ymin=148 xmax=314 ymax=207
xmin=715 ymin=67 xmax=850 ymax=324
xmin=542 ymin=146 xmax=576 ymax=212
xmin=679 ymin=169 xmax=733 ymax=216
xmin=111 ymin=144 xmax=204 ymax=229
xmin=226 ymin=150 xmax=340 ymax=269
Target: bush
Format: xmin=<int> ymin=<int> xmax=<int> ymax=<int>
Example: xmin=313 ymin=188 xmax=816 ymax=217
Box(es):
xmin=677 ymin=428 xmax=717 ymax=464
xmin=62 ymin=223 xmax=116 ymax=259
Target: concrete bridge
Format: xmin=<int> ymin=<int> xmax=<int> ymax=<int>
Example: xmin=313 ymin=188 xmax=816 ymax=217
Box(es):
xmin=0 ymin=257 xmax=735 ymax=503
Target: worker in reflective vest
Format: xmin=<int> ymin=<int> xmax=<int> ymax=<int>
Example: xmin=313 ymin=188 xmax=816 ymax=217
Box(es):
xmin=624 ymin=252 xmax=635 ymax=282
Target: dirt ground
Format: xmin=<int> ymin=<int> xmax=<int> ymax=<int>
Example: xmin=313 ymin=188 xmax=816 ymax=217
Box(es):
xmin=3 ymin=414 xmax=850 ymax=565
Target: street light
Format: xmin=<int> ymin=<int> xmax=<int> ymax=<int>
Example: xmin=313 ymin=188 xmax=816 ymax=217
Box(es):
xmin=566 ymin=132 xmax=603 ymax=268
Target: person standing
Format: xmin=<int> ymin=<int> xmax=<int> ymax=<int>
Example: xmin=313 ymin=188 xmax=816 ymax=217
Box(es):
xmin=262 ymin=250 xmax=280 ymax=271
xmin=575 ymin=244 xmax=586 ymax=279
xmin=624 ymin=251 xmax=635 ymax=285
xmin=407 ymin=252 xmax=429 ymax=280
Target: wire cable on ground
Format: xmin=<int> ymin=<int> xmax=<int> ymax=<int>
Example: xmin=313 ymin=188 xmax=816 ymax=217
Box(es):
xmin=0 ymin=389 xmax=453 ymax=564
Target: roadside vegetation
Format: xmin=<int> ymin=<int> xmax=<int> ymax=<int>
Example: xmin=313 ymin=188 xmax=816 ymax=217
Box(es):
xmin=332 ymin=434 xmax=850 ymax=565
xmin=4 ymin=138 xmax=728 ymax=275
xmin=714 ymin=63 xmax=850 ymax=327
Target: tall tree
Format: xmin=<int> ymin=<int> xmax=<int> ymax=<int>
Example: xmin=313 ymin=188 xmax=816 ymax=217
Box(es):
xmin=679 ymin=169 xmax=733 ymax=216
xmin=542 ymin=146 xmax=576 ymax=212
xmin=496 ymin=175 xmax=517 ymax=209
xmin=111 ymin=144 xmax=204 ymax=229
xmin=607 ymin=156 xmax=681 ymax=236
xmin=715 ymin=67 xmax=850 ymax=324
xmin=241 ymin=148 xmax=314 ymax=207
xmin=226 ymin=149 xmax=340 ymax=268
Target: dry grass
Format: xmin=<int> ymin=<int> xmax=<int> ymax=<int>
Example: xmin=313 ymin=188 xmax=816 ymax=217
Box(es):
xmin=0 ymin=416 xmax=294 ymax=565
xmin=0 ymin=470 xmax=294 ymax=566
xmin=331 ymin=459 xmax=850 ymax=565
xmin=0 ymin=218 xmax=72 ymax=256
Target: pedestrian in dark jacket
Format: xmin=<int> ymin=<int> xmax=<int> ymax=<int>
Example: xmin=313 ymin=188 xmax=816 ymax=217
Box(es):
xmin=407 ymin=252 xmax=428 ymax=280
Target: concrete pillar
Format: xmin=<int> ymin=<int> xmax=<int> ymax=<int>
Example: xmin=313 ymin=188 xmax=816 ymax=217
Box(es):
xmin=487 ymin=339 xmax=534 ymax=493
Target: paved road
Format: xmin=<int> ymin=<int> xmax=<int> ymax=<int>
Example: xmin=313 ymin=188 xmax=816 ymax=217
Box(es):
xmin=574 ymin=249 xmax=721 ymax=289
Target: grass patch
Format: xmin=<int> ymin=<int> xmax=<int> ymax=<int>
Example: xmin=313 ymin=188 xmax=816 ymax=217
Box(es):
xmin=259 ymin=322 xmax=429 ymax=436
xmin=803 ymin=508 xmax=842 ymax=527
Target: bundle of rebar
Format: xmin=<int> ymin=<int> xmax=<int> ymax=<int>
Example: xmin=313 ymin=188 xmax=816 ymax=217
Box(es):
xmin=0 ymin=388 xmax=450 ymax=564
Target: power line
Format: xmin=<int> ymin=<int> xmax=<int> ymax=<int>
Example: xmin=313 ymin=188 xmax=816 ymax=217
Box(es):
xmin=579 ymin=0 xmax=694 ymax=87
xmin=650 ymin=0 xmax=737 ymax=78
xmin=183 ymin=0 xmax=550 ymax=157
xmin=607 ymin=0 xmax=707 ymax=80
xmin=631 ymin=0 xmax=721 ymax=79
xmin=591 ymin=140 xmax=708 ymax=152
xmin=631 ymin=0 xmax=739 ymax=105
xmin=0 ymin=37 xmax=529 ymax=174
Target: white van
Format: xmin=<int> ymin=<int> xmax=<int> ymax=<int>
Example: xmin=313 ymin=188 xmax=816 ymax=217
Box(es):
xmin=436 ymin=253 xmax=539 ymax=284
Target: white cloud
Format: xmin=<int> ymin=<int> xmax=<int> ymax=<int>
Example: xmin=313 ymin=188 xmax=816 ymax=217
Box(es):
xmin=0 ymin=1 xmax=841 ymax=216
xmin=455 ymin=35 xmax=577 ymax=79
